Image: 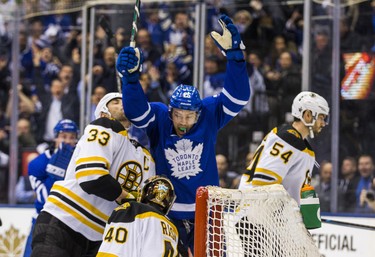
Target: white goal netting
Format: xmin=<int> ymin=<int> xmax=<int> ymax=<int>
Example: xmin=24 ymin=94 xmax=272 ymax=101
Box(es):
xmin=195 ymin=185 xmax=321 ymax=257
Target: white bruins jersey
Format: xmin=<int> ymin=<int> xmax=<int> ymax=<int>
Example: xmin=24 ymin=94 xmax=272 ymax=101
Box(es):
xmin=42 ymin=118 xmax=155 ymax=241
xmin=239 ymin=124 xmax=315 ymax=204
xmin=97 ymin=201 xmax=179 ymax=257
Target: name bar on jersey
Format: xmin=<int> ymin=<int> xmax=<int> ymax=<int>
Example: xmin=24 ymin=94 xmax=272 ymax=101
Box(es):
xmin=171 ymin=202 xmax=196 ymax=212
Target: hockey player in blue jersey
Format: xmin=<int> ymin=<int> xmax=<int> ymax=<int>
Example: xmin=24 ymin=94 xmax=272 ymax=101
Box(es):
xmin=116 ymin=14 xmax=250 ymax=254
xmin=24 ymin=119 xmax=79 ymax=257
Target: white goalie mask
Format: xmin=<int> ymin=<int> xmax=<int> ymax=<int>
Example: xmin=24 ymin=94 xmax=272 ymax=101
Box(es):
xmin=291 ymin=91 xmax=330 ymax=137
xmin=94 ymin=92 xmax=122 ymax=119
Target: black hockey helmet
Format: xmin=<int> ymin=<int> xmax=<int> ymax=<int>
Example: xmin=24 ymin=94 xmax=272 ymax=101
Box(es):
xmin=138 ymin=176 xmax=176 ymax=215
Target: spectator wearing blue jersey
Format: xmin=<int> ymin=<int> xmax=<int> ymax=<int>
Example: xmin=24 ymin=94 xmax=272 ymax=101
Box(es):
xmin=116 ymin=14 xmax=250 ymax=254
xmin=24 ymin=119 xmax=79 ymax=257
xmin=203 ymin=56 xmax=226 ymax=97
xmin=354 ymin=154 xmax=375 ymax=213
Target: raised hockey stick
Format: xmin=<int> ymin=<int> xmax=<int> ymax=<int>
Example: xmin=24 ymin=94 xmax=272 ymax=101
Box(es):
xmin=321 ymin=218 xmax=375 ymax=231
xmin=98 ymin=15 xmax=115 ymax=48
xmin=98 ymin=15 xmax=122 ymax=92
xmin=130 ymin=0 xmax=141 ymax=47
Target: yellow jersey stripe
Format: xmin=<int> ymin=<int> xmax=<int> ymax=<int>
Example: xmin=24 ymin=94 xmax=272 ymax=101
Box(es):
xmin=97 ymin=253 xmax=118 ymax=257
xmin=75 ymin=169 xmax=108 ymax=179
xmin=255 ymin=167 xmax=283 ymax=183
xmin=252 ymin=180 xmax=280 ymax=186
xmin=51 ymin=184 xmax=109 ymax=220
xmin=49 ymin=196 xmax=104 ymax=234
xmin=136 ymin=212 xmax=178 ymax=232
xmin=76 ymin=156 xmax=109 ymax=167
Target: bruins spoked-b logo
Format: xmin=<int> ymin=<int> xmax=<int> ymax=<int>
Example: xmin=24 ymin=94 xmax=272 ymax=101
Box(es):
xmin=117 ymin=161 xmax=143 ymax=192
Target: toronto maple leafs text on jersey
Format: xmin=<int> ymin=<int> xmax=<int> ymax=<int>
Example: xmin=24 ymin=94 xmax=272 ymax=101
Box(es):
xmin=122 ymin=60 xmax=250 ymax=219
xmin=166 ymin=139 xmax=203 ymax=179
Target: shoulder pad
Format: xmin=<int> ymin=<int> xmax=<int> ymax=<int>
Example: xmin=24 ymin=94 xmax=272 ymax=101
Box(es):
xmin=276 ymin=124 xmax=308 ymax=151
xmin=108 ymin=201 xmax=159 ymax=224
xmin=91 ymin=117 xmax=126 ymax=133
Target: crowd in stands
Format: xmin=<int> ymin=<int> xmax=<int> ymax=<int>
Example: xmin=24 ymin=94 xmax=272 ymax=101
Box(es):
xmin=1 ymin=0 xmax=375 ymax=215
xmin=311 ymin=154 xmax=375 ymax=214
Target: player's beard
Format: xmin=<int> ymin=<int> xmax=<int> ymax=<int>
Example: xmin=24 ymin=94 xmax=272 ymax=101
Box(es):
xmin=111 ymin=111 xmax=129 ymax=124
xmin=312 ymin=124 xmax=324 ymax=136
xmin=117 ymin=114 xmax=129 ymax=123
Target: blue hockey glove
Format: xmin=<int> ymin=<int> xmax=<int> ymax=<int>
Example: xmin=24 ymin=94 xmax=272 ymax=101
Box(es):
xmin=210 ymin=14 xmax=245 ymax=61
xmin=116 ymin=46 xmax=144 ymax=83
xmin=46 ymin=143 xmax=74 ymax=180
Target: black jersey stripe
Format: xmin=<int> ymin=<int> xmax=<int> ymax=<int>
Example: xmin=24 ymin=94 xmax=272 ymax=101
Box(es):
xmin=76 ymin=163 xmax=107 ymax=171
xmin=49 ymin=191 xmax=106 ymax=227
xmin=253 ymin=173 xmax=275 ymax=182
xmin=109 ymin=201 xmax=164 ymax=224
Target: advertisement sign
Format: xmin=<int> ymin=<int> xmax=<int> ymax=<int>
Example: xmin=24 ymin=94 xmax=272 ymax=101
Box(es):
xmin=311 ymin=216 xmax=375 ymax=257
xmin=0 ymin=207 xmax=34 ymax=256
xmin=341 ymin=52 xmax=375 ymax=100
xmin=0 ymin=207 xmax=375 ymax=256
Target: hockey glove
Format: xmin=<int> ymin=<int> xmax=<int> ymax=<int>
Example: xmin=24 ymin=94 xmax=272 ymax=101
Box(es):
xmin=116 ymin=46 xmax=144 ymax=84
xmin=210 ymin=14 xmax=245 ymax=61
xmin=46 ymin=143 xmax=74 ymax=180
xmin=115 ymin=190 xmax=138 ymax=205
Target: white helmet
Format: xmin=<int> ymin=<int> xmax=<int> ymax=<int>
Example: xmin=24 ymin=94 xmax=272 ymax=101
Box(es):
xmin=291 ymin=91 xmax=329 ymax=129
xmin=94 ymin=92 xmax=122 ymax=119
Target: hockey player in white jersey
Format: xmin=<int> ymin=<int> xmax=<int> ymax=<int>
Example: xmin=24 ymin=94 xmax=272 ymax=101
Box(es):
xmin=239 ymin=91 xmax=330 ymax=205
xmin=31 ymin=93 xmax=155 ymax=257
xmin=237 ymin=92 xmax=329 ymax=256
xmin=97 ymin=176 xmax=181 ymax=257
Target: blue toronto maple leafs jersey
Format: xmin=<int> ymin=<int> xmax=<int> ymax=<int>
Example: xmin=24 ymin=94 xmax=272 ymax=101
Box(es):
xmin=123 ymin=60 xmax=250 ymax=219
xmin=28 ymin=149 xmax=59 ymax=213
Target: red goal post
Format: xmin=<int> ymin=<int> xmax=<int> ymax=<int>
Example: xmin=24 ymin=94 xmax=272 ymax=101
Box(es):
xmin=194 ymin=185 xmax=322 ymax=257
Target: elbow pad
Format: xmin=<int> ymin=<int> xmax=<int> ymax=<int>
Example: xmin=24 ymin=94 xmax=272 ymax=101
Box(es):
xmin=80 ymin=175 xmax=122 ymax=201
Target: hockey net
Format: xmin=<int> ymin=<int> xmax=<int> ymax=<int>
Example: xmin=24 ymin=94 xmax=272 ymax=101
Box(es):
xmin=194 ymin=185 xmax=321 ymax=257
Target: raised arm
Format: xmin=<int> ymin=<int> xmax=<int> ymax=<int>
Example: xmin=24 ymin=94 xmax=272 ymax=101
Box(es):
xmin=116 ymin=47 xmax=156 ymax=128
xmin=210 ymin=15 xmax=251 ymax=125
